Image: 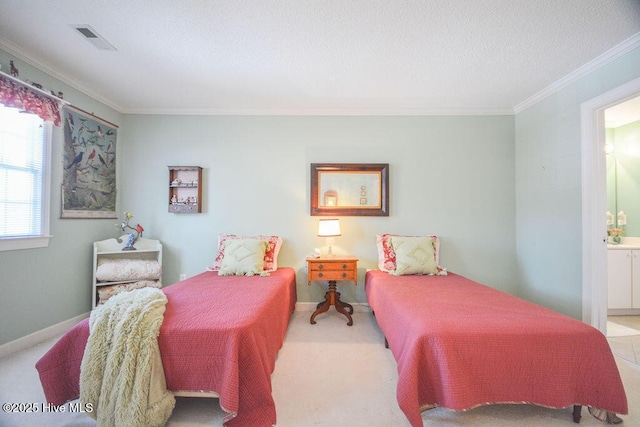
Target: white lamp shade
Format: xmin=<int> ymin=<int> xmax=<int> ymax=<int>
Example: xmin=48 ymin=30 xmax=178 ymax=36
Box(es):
xmin=318 ymin=219 xmax=341 ymax=237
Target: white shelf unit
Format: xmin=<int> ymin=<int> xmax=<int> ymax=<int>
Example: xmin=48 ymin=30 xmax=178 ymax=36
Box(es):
xmin=92 ymin=236 xmax=163 ymax=308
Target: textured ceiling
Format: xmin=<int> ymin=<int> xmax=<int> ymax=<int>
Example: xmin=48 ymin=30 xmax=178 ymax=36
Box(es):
xmin=0 ymin=0 xmax=639 ymax=115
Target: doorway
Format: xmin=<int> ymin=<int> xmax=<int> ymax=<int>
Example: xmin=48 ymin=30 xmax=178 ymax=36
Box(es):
xmin=581 ymin=77 xmax=640 ymax=334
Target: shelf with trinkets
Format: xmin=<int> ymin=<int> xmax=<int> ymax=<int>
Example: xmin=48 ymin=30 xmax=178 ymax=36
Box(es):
xmin=168 ymin=166 xmax=202 ymax=213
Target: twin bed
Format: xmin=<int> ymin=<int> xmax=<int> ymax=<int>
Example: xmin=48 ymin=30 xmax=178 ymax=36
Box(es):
xmin=366 ymin=233 xmax=628 ymax=426
xmin=37 ymin=234 xmax=295 ymax=427
xmin=365 ymin=270 xmax=628 ymax=426
xmin=36 ymin=233 xmax=628 ymax=426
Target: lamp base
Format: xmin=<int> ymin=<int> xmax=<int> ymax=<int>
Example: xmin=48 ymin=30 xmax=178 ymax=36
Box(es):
xmin=326 ymin=237 xmax=335 ymax=256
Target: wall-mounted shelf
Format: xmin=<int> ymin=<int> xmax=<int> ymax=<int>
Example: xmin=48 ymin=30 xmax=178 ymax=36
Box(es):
xmin=168 ymin=166 xmax=202 ymax=213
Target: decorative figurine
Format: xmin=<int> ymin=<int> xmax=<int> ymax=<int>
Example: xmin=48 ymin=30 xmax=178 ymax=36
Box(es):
xmin=117 ymin=211 xmax=144 ymax=251
xmin=9 ymin=60 xmax=18 ymax=77
xmin=171 ymin=195 xmax=177 ymax=204
xmin=171 ymin=178 xmax=181 ymax=186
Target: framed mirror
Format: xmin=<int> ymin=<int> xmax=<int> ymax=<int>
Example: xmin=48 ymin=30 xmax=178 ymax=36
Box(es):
xmin=310 ymin=163 xmax=389 ymax=216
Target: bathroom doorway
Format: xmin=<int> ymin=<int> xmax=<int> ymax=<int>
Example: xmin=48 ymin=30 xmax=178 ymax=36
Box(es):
xmin=604 ymin=96 xmax=640 ymax=365
xmin=581 ymin=77 xmax=640 ymax=335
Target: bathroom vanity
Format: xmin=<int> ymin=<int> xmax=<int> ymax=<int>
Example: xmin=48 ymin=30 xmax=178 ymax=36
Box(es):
xmin=608 ymin=238 xmax=640 ymax=314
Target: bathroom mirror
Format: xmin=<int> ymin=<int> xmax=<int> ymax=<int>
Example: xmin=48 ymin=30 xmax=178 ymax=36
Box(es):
xmin=606 ymin=96 xmax=640 ymax=237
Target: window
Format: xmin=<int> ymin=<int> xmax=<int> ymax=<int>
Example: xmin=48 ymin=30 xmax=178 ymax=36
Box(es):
xmin=0 ymin=104 xmax=52 ymax=251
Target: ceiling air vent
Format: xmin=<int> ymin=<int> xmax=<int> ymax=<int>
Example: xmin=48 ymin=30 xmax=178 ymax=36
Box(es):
xmin=70 ymin=25 xmax=117 ymax=51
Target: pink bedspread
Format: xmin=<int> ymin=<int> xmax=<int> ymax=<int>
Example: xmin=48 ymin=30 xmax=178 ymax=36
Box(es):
xmin=36 ymin=268 xmax=297 ymax=427
xmin=365 ymin=270 xmax=628 ymax=427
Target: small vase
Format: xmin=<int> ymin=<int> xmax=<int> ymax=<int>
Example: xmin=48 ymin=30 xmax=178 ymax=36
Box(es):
xmin=613 ymin=235 xmax=621 ymax=244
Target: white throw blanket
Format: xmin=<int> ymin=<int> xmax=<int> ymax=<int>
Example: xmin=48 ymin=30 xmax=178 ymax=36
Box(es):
xmin=80 ymin=287 xmax=175 ymax=426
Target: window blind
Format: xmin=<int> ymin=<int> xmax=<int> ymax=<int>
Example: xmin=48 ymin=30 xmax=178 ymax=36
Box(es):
xmin=0 ymin=105 xmax=45 ymax=238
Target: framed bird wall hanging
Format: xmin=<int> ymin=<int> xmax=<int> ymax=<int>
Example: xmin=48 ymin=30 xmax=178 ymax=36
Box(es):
xmin=61 ymin=105 xmax=118 ymax=218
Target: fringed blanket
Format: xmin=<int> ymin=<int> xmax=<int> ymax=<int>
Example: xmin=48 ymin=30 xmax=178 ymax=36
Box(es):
xmin=37 ymin=268 xmax=297 ymax=427
xmin=80 ymin=287 xmax=175 ymax=427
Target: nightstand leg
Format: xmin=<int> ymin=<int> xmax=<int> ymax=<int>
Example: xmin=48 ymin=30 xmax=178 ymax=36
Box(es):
xmin=310 ymin=297 xmax=330 ymax=324
xmin=310 ymin=281 xmax=353 ymax=326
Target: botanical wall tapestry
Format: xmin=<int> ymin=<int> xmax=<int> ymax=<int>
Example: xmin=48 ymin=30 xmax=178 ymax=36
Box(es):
xmin=61 ymin=105 xmax=117 ymax=218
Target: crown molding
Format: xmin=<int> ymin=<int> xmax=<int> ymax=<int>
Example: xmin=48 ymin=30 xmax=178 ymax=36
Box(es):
xmin=0 ymin=36 xmax=124 ymax=113
xmin=0 ymin=37 xmax=513 ymax=116
xmin=3 ymin=31 xmax=638 ymax=117
xmin=121 ymin=106 xmax=514 ymax=116
xmin=514 ymin=32 xmax=640 ymax=114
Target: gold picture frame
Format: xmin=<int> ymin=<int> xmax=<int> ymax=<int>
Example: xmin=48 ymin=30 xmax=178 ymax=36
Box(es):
xmin=310 ymin=163 xmax=389 ymax=216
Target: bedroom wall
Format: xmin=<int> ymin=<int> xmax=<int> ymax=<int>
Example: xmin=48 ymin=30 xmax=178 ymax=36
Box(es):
xmin=1 ymin=44 xmax=517 ymax=347
xmin=120 ymin=114 xmax=516 ymax=305
xmin=515 ymin=45 xmax=640 ymax=320
xmin=0 ymin=49 xmax=123 ymax=345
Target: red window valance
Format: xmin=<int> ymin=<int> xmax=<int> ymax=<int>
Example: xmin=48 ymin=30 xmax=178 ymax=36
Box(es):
xmin=0 ymin=74 xmax=62 ymax=126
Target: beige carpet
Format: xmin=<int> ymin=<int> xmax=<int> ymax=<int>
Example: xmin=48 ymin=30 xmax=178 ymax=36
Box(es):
xmin=1 ymin=311 xmax=638 ymax=426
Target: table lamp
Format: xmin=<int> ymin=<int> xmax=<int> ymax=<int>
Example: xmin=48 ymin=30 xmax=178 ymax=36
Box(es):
xmin=318 ymin=219 xmax=341 ymax=256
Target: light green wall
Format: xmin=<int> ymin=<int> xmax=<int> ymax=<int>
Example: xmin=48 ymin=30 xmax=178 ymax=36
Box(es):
xmin=6 ymin=42 xmax=638 ymax=347
xmin=1 ymin=46 xmax=517 ymax=346
xmin=0 ymin=50 xmax=123 ymax=345
xmin=609 ymin=120 xmax=640 ymax=236
xmin=120 ymin=114 xmax=516 ymax=305
xmin=515 ymin=45 xmax=640 ymax=319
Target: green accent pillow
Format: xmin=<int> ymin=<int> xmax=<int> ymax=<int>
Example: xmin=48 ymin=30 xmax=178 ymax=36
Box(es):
xmin=390 ymin=235 xmax=438 ymax=276
xmin=218 ymin=239 xmax=268 ymax=276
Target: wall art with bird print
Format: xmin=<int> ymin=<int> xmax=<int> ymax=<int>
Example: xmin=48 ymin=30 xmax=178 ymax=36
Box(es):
xmin=61 ymin=105 xmax=118 ymax=218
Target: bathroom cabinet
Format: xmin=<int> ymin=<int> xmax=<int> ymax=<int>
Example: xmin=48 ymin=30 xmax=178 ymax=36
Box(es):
xmin=607 ymin=247 xmax=640 ymax=313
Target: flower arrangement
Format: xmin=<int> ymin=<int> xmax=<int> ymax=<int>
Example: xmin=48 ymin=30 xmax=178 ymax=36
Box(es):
xmin=117 ymin=211 xmax=144 ymax=251
xmin=608 ymin=227 xmax=624 ymax=236
xmin=607 ymin=227 xmax=624 ymax=244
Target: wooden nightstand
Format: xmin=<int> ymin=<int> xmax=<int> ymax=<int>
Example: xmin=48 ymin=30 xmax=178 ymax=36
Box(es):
xmin=307 ymin=255 xmax=358 ymax=326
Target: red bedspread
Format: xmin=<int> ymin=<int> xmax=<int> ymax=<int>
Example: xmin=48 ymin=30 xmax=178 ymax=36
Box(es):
xmin=364 ymin=270 xmax=628 ymax=427
xmin=36 ymin=268 xmax=297 ymax=427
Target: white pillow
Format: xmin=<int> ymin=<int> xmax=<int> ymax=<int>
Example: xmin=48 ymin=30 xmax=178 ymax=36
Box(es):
xmin=212 ymin=233 xmax=282 ymax=272
xmin=389 ymin=235 xmax=438 ymax=276
xmin=218 ymin=238 xmax=268 ymax=276
xmin=376 ymin=233 xmax=441 ymax=272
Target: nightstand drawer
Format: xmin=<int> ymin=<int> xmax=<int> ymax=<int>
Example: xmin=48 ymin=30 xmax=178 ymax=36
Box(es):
xmin=307 ymin=260 xmax=357 ymax=282
xmin=310 ymin=261 xmax=357 ymax=272
xmin=309 ymin=268 xmax=356 ymax=282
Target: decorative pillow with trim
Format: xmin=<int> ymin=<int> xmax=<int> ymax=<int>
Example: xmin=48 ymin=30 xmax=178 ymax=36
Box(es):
xmin=389 ymin=235 xmax=439 ymax=276
xmin=211 ymin=233 xmax=282 ymax=272
xmin=218 ymin=238 xmax=269 ymax=276
xmin=377 ymin=233 xmax=447 ymax=275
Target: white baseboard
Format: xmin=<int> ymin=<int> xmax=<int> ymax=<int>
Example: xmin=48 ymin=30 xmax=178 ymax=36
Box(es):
xmin=0 ymin=312 xmax=89 ymax=359
xmin=295 ymin=302 xmax=371 ymax=312
xmin=608 ymin=308 xmax=640 ymax=316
